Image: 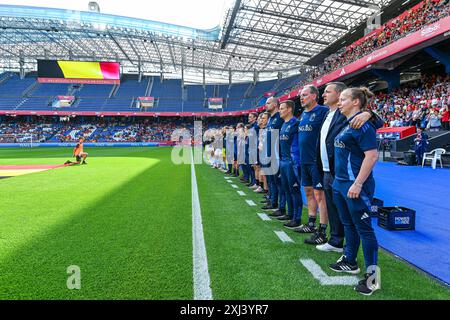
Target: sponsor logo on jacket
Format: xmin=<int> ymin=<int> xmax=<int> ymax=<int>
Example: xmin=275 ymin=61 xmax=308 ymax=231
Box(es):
xmin=334 ymin=140 xmax=346 ymax=148
xmin=299 ymin=125 xmax=313 ymax=132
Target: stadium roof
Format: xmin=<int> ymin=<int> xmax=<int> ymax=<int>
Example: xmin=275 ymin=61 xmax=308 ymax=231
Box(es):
xmin=0 ymin=0 xmax=393 ymax=83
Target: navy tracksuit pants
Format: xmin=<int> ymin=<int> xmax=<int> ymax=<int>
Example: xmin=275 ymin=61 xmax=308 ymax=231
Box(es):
xmin=280 ymin=160 xmax=303 ymax=222
xmin=332 ymin=178 xmax=378 ymax=270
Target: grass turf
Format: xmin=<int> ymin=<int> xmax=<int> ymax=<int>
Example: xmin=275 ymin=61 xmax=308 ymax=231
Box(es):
xmin=196 ymin=162 xmax=450 ymax=300
xmin=0 ymin=147 xmax=192 ymax=299
xmin=0 ymin=147 xmax=448 ymax=299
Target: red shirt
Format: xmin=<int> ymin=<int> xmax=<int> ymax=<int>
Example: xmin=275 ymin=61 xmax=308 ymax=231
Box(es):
xmin=442 ymin=110 xmax=449 ymax=122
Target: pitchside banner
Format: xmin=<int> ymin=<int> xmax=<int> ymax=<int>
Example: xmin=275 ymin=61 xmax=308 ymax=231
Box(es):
xmin=0 ymin=142 xmax=161 ymax=148
xmin=52 ymin=96 xmax=75 ymax=108
xmin=37 ymin=60 xmax=120 ymax=85
xmin=137 ymin=97 xmax=155 ymax=108
xmin=0 ymin=107 xmax=266 ymax=117
xmin=208 ymin=98 xmax=223 ymax=109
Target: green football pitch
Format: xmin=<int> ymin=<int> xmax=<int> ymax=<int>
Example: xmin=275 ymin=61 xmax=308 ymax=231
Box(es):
xmin=0 ymin=147 xmax=448 ymax=299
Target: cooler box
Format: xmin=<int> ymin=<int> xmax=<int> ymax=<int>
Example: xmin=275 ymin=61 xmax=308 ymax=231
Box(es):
xmin=377 ymin=207 xmax=416 ymax=231
xmin=369 ymin=198 xmax=384 ymax=217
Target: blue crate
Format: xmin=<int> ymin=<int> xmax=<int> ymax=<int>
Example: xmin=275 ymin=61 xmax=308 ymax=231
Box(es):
xmin=369 ymin=198 xmax=384 ymax=217
xmin=377 ymin=206 xmax=416 ymax=231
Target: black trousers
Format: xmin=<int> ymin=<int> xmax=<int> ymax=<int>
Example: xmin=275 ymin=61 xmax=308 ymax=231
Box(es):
xmin=324 ymin=172 xmax=344 ymax=248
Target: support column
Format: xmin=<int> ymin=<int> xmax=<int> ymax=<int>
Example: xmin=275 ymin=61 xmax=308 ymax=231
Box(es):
xmin=19 ymin=50 xmax=25 ymax=79
xmin=138 ymin=56 xmax=142 ymax=82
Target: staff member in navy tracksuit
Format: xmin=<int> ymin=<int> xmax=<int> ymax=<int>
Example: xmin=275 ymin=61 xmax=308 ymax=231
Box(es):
xmin=414 ymin=127 xmax=429 ymax=165
xmin=316 ymin=82 xmax=384 ymax=253
xmin=329 ymin=87 xmax=380 ymax=296
xmin=262 ymin=97 xmax=286 ymax=212
xmin=247 ymin=113 xmax=260 ymax=189
xmin=277 ymin=100 xmax=303 ymax=228
xmin=296 ymin=85 xmax=329 ymax=246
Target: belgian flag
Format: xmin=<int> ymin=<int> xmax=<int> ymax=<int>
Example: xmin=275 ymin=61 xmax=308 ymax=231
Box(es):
xmin=37 ymin=60 xmax=120 ymax=84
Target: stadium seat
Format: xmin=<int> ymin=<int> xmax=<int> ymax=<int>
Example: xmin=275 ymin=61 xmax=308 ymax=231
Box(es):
xmin=422 ymin=148 xmax=446 ymax=169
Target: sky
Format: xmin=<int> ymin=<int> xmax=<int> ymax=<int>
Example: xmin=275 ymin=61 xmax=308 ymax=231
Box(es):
xmin=0 ymin=0 xmax=235 ymax=29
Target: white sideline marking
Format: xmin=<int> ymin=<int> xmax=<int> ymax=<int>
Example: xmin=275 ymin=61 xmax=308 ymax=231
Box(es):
xmin=257 ymin=213 xmax=271 ymax=221
xmin=274 ymin=231 xmax=294 ymax=243
xmin=231 ymin=184 xmax=239 ymax=189
xmin=299 ymin=259 xmax=360 ymax=286
xmin=224 ymin=177 xmax=231 ymax=180
xmin=245 ymin=200 xmax=256 ymax=206
xmin=237 ymin=191 xmax=246 ymax=196
xmin=191 ymin=149 xmax=213 ymax=300
xmin=227 ymin=180 xmax=233 ymax=183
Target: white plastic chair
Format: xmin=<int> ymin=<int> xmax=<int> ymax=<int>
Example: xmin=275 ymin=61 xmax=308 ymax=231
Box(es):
xmin=422 ymin=148 xmax=446 ymax=169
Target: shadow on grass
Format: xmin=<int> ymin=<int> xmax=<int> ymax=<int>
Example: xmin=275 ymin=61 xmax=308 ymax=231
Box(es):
xmin=0 ymin=147 xmax=175 ymax=159
xmin=0 ymin=153 xmax=193 ymax=300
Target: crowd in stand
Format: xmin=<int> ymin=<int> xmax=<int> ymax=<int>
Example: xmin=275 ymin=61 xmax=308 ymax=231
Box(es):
xmin=285 ymin=0 xmax=449 ymax=95
xmin=1 ymin=72 xmax=449 ymax=143
xmin=1 ymin=73 xmax=449 ymax=143
xmin=0 ymin=116 xmax=245 ymax=143
xmin=368 ymin=74 xmax=449 ymax=130
xmin=0 ymin=122 xmax=57 ymax=143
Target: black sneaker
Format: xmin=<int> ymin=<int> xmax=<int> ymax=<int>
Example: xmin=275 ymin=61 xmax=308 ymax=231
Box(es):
xmin=284 ymin=220 xmax=300 ymax=229
xmin=82 ymin=161 xmax=87 ymax=165
xmin=293 ymin=224 xmax=317 ymax=234
xmin=354 ymin=273 xmax=380 ymax=296
xmin=276 ymin=215 xmax=291 ymax=221
xmin=262 ymin=204 xmax=278 ymax=211
xmin=304 ymin=231 xmax=327 ymax=245
xmin=329 ymin=256 xmax=360 ymax=274
xmin=269 ymin=210 xmax=285 ymax=217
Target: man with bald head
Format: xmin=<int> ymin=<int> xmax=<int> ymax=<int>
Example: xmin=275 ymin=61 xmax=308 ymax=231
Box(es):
xmin=261 ymin=96 xmax=286 ymax=214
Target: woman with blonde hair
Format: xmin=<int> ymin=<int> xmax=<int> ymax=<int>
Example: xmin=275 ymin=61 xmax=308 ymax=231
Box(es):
xmin=329 ymin=87 xmax=380 ymax=296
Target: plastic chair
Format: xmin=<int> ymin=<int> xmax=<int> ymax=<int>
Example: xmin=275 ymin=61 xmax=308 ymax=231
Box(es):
xmin=422 ymin=148 xmax=446 ymax=169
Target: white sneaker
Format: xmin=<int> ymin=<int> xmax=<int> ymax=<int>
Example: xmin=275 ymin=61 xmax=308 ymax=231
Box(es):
xmin=249 ymin=184 xmax=258 ymax=190
xmin=254 ymin=187 xmax=263 ymax=193
xmin=316 ymin=243 xmax=344 ymax=253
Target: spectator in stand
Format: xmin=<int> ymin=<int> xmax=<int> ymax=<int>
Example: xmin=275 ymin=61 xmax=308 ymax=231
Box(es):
xmin=367 ymin=74 xmax=449 ymax=129
xmin=441 ymin=105 xmax=449 ymax=130
xmin=427 ymin=110 xmax=442 ymax=131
